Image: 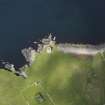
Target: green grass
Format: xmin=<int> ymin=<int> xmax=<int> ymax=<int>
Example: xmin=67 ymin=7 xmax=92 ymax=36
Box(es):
xmin=0 ymin=50 xmax=105 ymax=105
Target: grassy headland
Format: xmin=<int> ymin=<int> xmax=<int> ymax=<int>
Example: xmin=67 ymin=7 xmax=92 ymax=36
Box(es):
xmin=0 ymin=49 xmax=105 ymax=105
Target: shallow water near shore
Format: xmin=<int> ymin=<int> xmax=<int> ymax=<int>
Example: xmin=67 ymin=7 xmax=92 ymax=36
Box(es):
xmin=0 ymin=0 xmax=105 ymax=67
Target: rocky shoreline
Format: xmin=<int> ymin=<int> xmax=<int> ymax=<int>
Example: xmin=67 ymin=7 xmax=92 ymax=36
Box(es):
xmin=1 ymin=34 xmax=105 ymax=78
xmin=21 ymin=34 xmax=56 ymax=66
xmin=0 ymin=34 xmax=56 ymax=78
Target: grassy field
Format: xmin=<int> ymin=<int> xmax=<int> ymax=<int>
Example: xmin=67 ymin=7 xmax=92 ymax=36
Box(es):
xmin=0 ymin=50 xmax=105 ymax=105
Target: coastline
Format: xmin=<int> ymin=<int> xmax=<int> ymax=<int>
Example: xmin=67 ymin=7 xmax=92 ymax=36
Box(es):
xmin=1 ymin=34 xmax=105 ymax=78
xmin=57 ymin=43 xmax=105 ymax=55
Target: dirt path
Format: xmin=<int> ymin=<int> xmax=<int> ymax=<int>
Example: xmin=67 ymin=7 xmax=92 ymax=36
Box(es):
xmin=57 ymin=44 xmax=105 ymax=55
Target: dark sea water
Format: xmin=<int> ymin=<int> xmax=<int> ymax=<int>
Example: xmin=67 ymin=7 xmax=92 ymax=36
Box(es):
xmin=0 ymin=0 xmax=105 ymax=67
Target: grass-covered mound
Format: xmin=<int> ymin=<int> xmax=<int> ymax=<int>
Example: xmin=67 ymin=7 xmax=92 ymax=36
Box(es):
xmin=0 ymin=50 xmax=105 ymax=105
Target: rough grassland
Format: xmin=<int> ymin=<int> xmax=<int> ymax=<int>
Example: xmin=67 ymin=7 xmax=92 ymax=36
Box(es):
xmin=0 ymin=50 xmax=105 ymax=105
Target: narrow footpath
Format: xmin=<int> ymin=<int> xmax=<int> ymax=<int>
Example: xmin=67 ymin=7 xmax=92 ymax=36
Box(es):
xmin=57 ymin=44 xmax=105 ymax=55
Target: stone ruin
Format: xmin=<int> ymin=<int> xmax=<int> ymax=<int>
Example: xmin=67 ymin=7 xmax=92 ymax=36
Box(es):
xmin=21 ymin=33 xmax=56 ymax=66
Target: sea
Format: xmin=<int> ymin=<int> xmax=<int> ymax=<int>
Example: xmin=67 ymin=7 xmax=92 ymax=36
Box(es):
xmin=0 ymin=0 xmax=105 ymax=67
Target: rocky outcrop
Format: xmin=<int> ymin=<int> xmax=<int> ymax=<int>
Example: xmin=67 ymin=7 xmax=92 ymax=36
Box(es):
xmin=21 ymin=47 xmax=37 ymax=66
xmin=15 ymin=70 xmax=28 ymax=78
xmin=21 ymin=34 xmax=56 ymax=66
xmin=2 ymin=62 xmax=15 ymax=72
xmin=0 ymin=61 xmax=28 ymax=78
